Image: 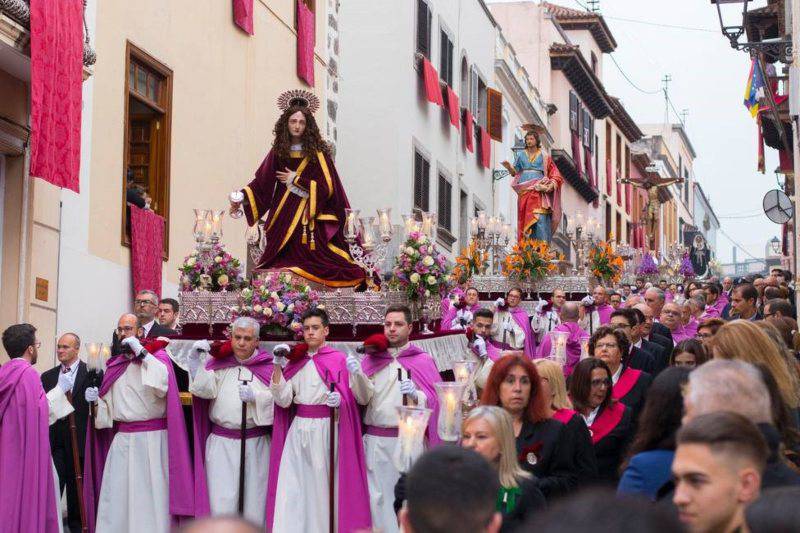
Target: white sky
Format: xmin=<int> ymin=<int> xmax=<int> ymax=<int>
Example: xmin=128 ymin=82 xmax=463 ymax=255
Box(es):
xmin=490 ymin=0 xmax=783 ymax=262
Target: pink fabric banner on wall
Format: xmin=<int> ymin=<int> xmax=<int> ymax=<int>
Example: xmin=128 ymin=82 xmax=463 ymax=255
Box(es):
xmin=296 ymin=0 xmax=315 ymax=86
xmin=464 ymin=109 xmax=475 ymax=153
xmin=130 ymin=205 xmax=165 ymax=298
xmin=233 ymin=0 xmax=254 ymax=35
xmin=446 ymin=87 xmax=460 ymax=131
xmin=29 ymin=0 xmax=84 ymax=193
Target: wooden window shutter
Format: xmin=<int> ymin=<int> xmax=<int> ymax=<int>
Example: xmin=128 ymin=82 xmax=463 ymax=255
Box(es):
xmin=487 ymin=88 xmax=503 ymax=142
xmin=416 ymin=1 xmax=430 ymax=57
xmin=569 ymin=92 xmax=578 ymax=132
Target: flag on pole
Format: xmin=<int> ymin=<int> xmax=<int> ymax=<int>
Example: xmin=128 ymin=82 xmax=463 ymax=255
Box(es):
xmin=743 ymin=58 xmax=766 ymax=117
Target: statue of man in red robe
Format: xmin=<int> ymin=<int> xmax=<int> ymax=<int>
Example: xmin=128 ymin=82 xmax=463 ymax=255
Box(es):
xmin=230 ymin=90 xmax=365 ymax=288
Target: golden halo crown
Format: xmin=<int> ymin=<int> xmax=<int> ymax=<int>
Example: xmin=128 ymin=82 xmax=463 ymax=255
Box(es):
xmin=277 ymin=89 xmax=320 ymax=114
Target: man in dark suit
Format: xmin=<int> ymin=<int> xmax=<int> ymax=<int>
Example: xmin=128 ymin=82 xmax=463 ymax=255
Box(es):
xmin=633 ymin=303 xmax=673 ymax=369
xmin=610 ymin=308 xmax=656 ymax=374
xmin=629 ymin=307 xmax=668 ymax=374
xmin=41 ymin=333 xmax=90 ymax=533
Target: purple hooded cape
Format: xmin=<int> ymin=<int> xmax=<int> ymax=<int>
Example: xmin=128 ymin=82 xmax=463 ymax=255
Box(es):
xmin=508 ymin=306 xmax=537 ymax=357
xmin=192 ymin=350 xmax=274 ymax=517
xmin=360 ymin=344 xmax=442 ymax=446
xmin=672 ymin=318 xmax=699 ymax=343
xmin=486 ymin=338 xmax=505 ymax=362
xmin=440 ymin=302 xmax=481 ymax=332
xmin=596 ymin=303 xmax=614 ymax=325
xmin=535 ymin=322 xmax=588 ymax=376
xmin=0 ymin=359 xmax=59 ymax=533
xmin=265 ymin=345 xmax=371 ymax=533
xmin=83 ymin=350 xmax=194 ymax=532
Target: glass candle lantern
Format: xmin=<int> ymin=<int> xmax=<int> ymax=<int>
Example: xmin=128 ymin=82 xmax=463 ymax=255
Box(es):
xmin=549 ymin=330 xmax=569 ymax=367
xmin=452 ymin=359 xmax=478 ymax=407
xmin=392 ymin=406 xmax=433 ymax=473
xmin=435 ymin=381 xmax=467 ymax=441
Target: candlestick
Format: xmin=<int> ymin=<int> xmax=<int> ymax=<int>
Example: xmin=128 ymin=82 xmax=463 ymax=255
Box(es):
xmin=377 ymin=208 xmax=392 ymax=241
xmin=435 ymin=382 xmax=467 ymax=441
xmin=361 ymin=216 xmax=376 ymax=249
xmin=344 ymin=209 xmax=360 ymax=241
xmin=477 ymin=210 xmax=487 ymax=230
xmin=393 ymin=406 xmax=433 ymax=472
xmin=452 ymin=359 xmax=478 ymax=408
xmin=211 ymin=210 xmax=224 ymax=240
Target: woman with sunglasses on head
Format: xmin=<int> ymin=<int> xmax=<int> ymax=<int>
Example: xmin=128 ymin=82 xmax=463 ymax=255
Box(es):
xmin=535 ymin=359 xmax=598 ymax=487
xmin=481 ymin=355 xmax=578 ymax=499
xmin=670 ymin=339 xmax=709 ymax=368
xmin=569 ymin=358 xmax=633 ymax=484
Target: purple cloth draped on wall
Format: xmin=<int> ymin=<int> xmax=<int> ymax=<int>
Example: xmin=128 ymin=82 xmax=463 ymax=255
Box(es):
xmin=0 ymin=359 xmax=60 ymax=533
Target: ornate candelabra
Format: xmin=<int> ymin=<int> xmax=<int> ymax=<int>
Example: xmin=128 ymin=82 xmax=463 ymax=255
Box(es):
xmin=564 ymin=213 xmax=601 ymax=276
xmin=344 ymin=207 xmax=394 ymax=287
xmin=468 ymin=211 xmax=511 ymax=275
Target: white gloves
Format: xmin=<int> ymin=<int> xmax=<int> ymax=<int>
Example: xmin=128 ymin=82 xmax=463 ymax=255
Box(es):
xmin=273 ymin=343 xmax=291 ymax=368
xmin=85 ymin=387 xmax=99 ymax=403
xmin=399 ymin=379 xmax=417 ymax=396
xmin=451 ymin=309 xmax=474 ymax=330
xmin=58 ymin=371 xmax=75 ymax=393
xmin=121 ymin=336 xmax=145 ymax=357
xmin=471 ymin=336 xmax=488 ymax=358
xmin=503 ymin=320 xmax=515 ymax=333
xmin=188 ymin=339 xmax=210 ymax=378
xmin=239 ymin=384 xmax=256 ymax=403
xmin=495 ymin=297 xmax=505 ymax=308
xmin=534 ymin=298 xmax=547 ymax=314
xmin=581 ymin=295 xmax=595 ymax=307
xmin=346 ymin=354 xmax=361 ymax=375
xmin=325 ymin=391 xmax=342 ymax=408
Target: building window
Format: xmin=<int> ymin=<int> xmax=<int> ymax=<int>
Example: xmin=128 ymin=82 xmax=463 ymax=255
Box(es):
xmin=569 ymin=92 xmax=579 ymax=132
xmin=683 ymin=168 xmax=689 ymax=204
xmin=440 ymin=29 xmax=454 ymax=86
xmin=438 ymin=174 xmax=453 ymax=233
xmin=413 ymin=149 xmax=430 ymax=212
xmin=416 ymin=0 xmax=432 ymax=59
xmin=470 ymin=68 xmax=488 ymax=127
xmin=459 ymin=55 xmax=469 ymax=102
xmin=459 ymin=189 xmax=469 ymax=246
xmin=581 ymin=109 xmax=593 ymax=150
xmin=123 ymin=42 xmax=173 ymax=256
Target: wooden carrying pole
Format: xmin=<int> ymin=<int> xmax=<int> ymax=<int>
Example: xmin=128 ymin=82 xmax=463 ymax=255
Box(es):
xmin=328 ymin=377 xmax=336 ymax=533
xmin=237 ymin=367 xmax=254 ymax=516
xmin=66 ymin=392 xmax=88 ymax=533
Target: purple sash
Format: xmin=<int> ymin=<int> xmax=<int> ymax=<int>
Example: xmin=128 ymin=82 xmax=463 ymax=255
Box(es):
xmin=589 ymin=402 xmax=626 ymax=444
xmin=612 ymin=367 xmax=642 ymax=402
xmin=117 ymin=418 xmax=167 ymax=433
xmin=84 ymin=350 xmax=194 ymax=532
xmin=360 ymin=344 xmax=442 ymax=446
xmin=0 ymin=359 xmax=60 ymax=533
xmin=366 ymin=425 xmax=400 ymax=438
xmin=509 ymin=306 xmax=537 ymax=357
xmin=192 ymin=349 xmax=274 ymax=518
xmin=265 ymin=346 xmax=371 ymax=533
xmin=211 ymin=424 xmax=269 ymax=440
xmin=295 ymin=404 xmax=330 ymax=418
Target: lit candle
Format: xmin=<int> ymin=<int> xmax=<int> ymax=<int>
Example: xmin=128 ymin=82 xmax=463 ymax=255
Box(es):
xmin=377 ymin=208 xmax=392 ymax=240
xmin=470 ymin=218 xmax=479 ymax=237
xmin=435 ymin=382 xmax=467 ymax=441
xmin=477 ymin=211 xmax=487 ymax=230
xmin=344 ymin=209 xmax=359 ymax=240
xmin=393 ymin=406 xmax=433 ymax=472
xmin=86 ymin=342 xmax=102 ymax=371
xmin=203 ymin=218 xmax=213 ymax=241
xmin=421 ymin=215 xmax=432 ymax=237
xmin=211 ymin=210 xmax=224 ymax=239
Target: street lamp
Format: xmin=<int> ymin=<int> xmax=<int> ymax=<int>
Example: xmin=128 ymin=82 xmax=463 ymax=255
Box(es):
xmin=709 ymin=0 xmax=792 ymax=61
xmin=769 ymin=236 xmax=781 ymax=256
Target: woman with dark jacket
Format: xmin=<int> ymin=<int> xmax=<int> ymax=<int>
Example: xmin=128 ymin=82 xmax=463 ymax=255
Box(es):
xmin=569 ymin=358 xmax=633 ymax=484
xmin=481 ymin=355 xmax=578 ymax=498
xmin=534 ymin=359 xmax=598 ymax=487
xmin=617 ymin=367 xmax=691 ymax=499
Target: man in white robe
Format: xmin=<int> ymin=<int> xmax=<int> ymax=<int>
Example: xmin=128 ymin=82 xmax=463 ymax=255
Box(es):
xmin=189 ymin=317 xmax=274 ymax=524
xmin=347 ymin=305 xmax=441 ymax=533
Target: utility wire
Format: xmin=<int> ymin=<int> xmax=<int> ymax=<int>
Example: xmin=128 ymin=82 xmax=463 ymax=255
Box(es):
xmin=604 ymin=15 xmax=717 ymax=33
xmin=717 ymin=213 xmax=767 ymax=220
xmin=718 ymin=228 xmax=762 ymax=261
xmin=608 ymin=54 xmax=662 ymax=95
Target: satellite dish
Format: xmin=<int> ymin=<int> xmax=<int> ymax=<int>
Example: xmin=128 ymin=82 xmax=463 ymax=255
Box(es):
xmin=763 ymin=189 xmax=794 ymax=224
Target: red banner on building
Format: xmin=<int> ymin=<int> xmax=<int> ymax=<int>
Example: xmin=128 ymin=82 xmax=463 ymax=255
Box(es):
xmin=464 ymin=109 xmax=475 ymax=153
xmin=29 ymin=0 xmax=83 ymax=193
xmin=130 ymin=205 xmax=164 ymax=298
xmin=446 ymin=87 xmax=460 ymax=131
xmin=421 ymin=57 xmax=444 ymax=106
xmin=296 ymin=0 xmax=315 ymax=86
xmin=233 ymin=0 xmax=254 ymax=35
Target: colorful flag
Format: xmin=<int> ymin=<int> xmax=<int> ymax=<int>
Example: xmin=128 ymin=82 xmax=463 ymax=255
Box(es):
xmin=743 ymin=58 xmax=766 ymax=117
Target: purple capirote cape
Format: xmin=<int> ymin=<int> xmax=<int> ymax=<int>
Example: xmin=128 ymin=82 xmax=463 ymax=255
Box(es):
xmin=596 ymin=303 xmax=614 ymax=325
xmin=83 ymin=350 xmax=194 ymax=532
xmin=535 ymin=322 xmax=588 ymax=376
xmin=508 ymin=306 xmax=537 ymax=358
xmin=486 ymin=338 xmax=505 ymax=362
xmin=673 ymin=318 xmax=699 ymax=343
xmin=360 ymin=343 xmax=443 ymax=446
xmin=192 ymin=350 xmax=274 ymax=517
xmin=440 ymin=302 xmax=481 ymax=332
xmin=0 ymin=359 xmax=59 ymax=533
xmin=265 ymin=346 xmax=371 ymax=533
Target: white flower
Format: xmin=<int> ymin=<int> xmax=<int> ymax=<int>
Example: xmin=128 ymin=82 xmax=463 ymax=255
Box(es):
xmin=217 ymin=274 xmax=229 ymax=286
xmin=253 ymin=305 xmax=263 ymax=314
xmin=186 ymin=257 xmax=196 ymax=267
xmin=276 ymin=302 xmax=286 ymax=312
xmin=270 ymin=291 xmax=279 ymax=300
xmin=409 ymin=273 xmax=420 ymax=284
xmin=190 ymin=250 xmax=198 ymax=257
xmin=317 ymin=304 xmax=326 ymax=310
xmin=425 ymin=289 xmax=431 ymax=297
xmin=263 ymin=307 xmax=273 ymax=317
xmin=286 ymin=303 xmax=294 ymax=313
xmin=241 ymin=287 xmax=253 ymax=299
xmin=214 ymin=256 xmax=223 ymax=263
xmin=405 ymin=246 xmax=415 ymax=255
xmin=423 ymin=256 xmax=434 ymax=267
xmin=427 ymin=275 xmax=437 ymax=285
xmin=418 ymin=235 xmax=428 ymax=245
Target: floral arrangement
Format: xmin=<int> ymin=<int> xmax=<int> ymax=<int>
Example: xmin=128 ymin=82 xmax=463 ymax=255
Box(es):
xmin=588 ymin=241 xmax=624 ymax=284
xmin=502 ymin=238 xmax=557 ymax=282
xmin=233 ymin=272 xmax=321 ymax=336
xmin=679 ymin=253 xmax=696 ymax=278
xmin=636 ymin=252 xmax=659 ymax=276
xmin=452 ymin=241 xmax=489 ymax=284
xmin=179 ymin=243 xmax=246 ymax=291
xmin=392 ymin=231 xmax=451 ymax=300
